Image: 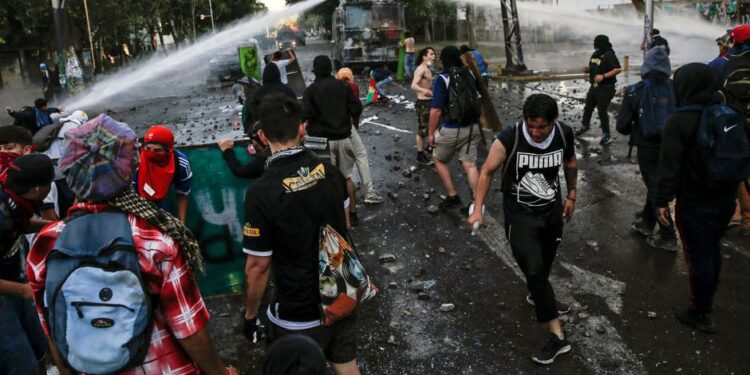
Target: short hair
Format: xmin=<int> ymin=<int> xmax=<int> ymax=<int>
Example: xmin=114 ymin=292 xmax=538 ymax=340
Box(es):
xmin=459 ymin=45 xmax=472 ymax=54
xmin=416 ymin=47 xmax=434 ymax=66
xmin=522 ymin=94 xmax=559 ymax=123
xmin=0 ymin=126 xmax=33 ymax=146
xmin=273 ymin=51 xmax=282 ymax=60
xmin=258 ymin=93 xmax=301 ymax=143
xmin=440 ymin=46 xmax=463 ymax=69
xmin=34 ymin=98 xmax=47 ymax=108
xmin=404 ymin=31 xmax=413 ymax=38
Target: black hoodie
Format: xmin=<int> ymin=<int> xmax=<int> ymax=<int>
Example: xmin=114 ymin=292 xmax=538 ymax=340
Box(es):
xmin=302 ymin=57 xmax=363 ymax=140
xmin=655 ymin=63 xmax=736 ymax=207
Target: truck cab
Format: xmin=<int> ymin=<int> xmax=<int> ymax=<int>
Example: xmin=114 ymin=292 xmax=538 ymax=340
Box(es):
xmin=332 ymin=0 xmax=405 ymax=70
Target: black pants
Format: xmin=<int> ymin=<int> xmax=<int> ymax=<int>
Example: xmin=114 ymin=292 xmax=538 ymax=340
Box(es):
xmin=503 ymin=201 xmax=563 ymax=323
xmin=637 ymin=147 xmax=676 ymax=239
xmin=582 ymin=84 xmax=616 ymax=135
xmin=675 ymin=197 xmax=735 ymax=314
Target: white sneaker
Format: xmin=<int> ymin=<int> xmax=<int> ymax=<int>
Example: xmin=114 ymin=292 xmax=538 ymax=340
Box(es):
xmin=364 ymin=192 xmax=384 ymax=204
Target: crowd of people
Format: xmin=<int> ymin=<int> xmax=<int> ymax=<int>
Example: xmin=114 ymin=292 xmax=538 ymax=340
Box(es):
xmin=1 ymin=23 xmax=749 ymax=375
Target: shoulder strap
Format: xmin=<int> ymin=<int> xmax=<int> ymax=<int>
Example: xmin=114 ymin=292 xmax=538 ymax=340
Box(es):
xmin=500 ymin=122 xmax=521 ymax=180
xmin=555 ymin=121 xmax=567 ymax=151
xmin=675 ymin=104 xmax=705 ymax=113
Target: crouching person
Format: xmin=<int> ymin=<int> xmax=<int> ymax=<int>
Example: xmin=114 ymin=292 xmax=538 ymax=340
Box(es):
xmin=27 ymin=114 xmax=237 ymax=375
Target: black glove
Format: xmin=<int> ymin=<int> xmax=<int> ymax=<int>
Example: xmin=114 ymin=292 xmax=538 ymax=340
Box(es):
xmin=243 ymin=315 xmax=264 ymax=344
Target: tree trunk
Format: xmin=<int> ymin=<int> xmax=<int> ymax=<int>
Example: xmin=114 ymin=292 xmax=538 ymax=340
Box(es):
xmin=465 ymin=3 xmax=478 ymax=49
xmin=423 ymin=21 xmax=432 ymax=43
xmin=191 ymin=2 xmax=197 ymax=41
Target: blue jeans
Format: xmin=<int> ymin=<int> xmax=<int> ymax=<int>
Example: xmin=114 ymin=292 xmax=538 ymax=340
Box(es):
xmin=0 ymin=295 xmax=47 ymax=374
xmin=376 ymin=77 xmax=393 ymax=97
xmin=675 ymin=197 xmax=735 ymax=314
xmin=404 ymin=53 xmax=415 ymax=78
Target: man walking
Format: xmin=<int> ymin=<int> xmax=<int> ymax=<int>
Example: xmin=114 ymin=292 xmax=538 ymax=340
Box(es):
xmin=401 ymin=31 xmax=416 ymax=79
xmin=616 ymin=46 xmax=679 ymax=252
xmin=655 ymin=63 xmax=744 ymax=333
xmin=303 ymin=55 xmax=363 ymax=225
xmin=468 ymin=94 xmax=577 ymax=365
xmin=411 ymin=47 xmax=436 ymax=165
xmin=577 ymin=35 xmax=622 ymax=145
xmin=428 ymin=46 xmax=481 ymax=212
xmin=271 ymin=49 xmax=297 ymax=85
xmin=243 ymin=93 xmax=361 ymax=375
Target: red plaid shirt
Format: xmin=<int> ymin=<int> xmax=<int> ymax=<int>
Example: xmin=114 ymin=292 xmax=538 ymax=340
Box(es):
xmin=27 ymin=202 xmax=210 ymax=374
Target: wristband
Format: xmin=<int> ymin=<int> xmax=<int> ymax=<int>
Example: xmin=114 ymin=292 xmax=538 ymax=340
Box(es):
xmin=566 ymin=196 xmax=576 ymax=201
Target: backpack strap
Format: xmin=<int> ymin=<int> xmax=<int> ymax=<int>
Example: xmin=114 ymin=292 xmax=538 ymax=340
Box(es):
xmin=500 ymin=122 xmax=521 ymax=181
xmin=674 ymin=104 xmax=705 ymax=113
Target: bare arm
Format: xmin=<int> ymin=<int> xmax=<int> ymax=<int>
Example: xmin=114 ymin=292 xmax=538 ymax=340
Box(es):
xmin=244 ymin=255 xmax=271 ymax=319
xmin=468 ymin=140 xmax=507 ymax=229
xmin=27 ymin=218 xmax=53 ymax=233
xmin=178 ymin=328 xmax=229 ymax=375
xmin=562 ymin=156 xmax=578 ymax=221
xmin=411 ymin=68 xmax=431 ymax=96
xmin=428 ymin=108 xmax=442 ymax=146
xmin=176 ymin=195 xmax=189 ymax=224
xmin=0 ymin=280 xmax=33 ymax=299
xmin=288 ymin=49 xmax=297 ymax=64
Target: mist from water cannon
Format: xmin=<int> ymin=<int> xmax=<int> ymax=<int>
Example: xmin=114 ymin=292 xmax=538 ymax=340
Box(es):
xmin=461 ymin=0 xmax=726 ymax=67
xmin=63 ymin=0 xmax=325 ymax=111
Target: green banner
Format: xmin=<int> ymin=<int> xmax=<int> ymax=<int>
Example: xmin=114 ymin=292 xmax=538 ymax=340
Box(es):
xmin=396 ymin=31 xmax=405 ymax=82
xmin=238 ymin=45 xmax=261 ymax=81
xmin=177 ymin=143 xmax=255 ymax=296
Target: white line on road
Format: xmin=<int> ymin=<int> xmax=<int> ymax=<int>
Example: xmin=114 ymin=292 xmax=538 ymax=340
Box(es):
xmin=477 ymin=213 xmax=646 ymax=375
xmin=361 ymin=120 xmax=413 ymax=134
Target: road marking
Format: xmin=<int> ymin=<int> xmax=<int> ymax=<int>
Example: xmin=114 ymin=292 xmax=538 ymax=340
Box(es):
xmin=360 ymin=117 xmax=413 ymax=134
xmin=477 ymin=213 xmax=646 ymax=374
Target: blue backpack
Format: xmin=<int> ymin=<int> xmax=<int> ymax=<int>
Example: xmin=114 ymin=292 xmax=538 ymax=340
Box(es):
xmin=677 ymin=104 xmax=750 ymax=184
xmin=638 ymin=78 xmax=675 ymax=138
xmin=45 ymin=212 xmax=152 ymax=374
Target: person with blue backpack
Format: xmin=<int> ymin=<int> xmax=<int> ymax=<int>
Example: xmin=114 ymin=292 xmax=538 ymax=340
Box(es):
xmin=27 ymin=115 xmax=238 ymax=375
xmin=655 ymin=63 xmax=750 ymax=334
xmin=616 ymin=46 xmax=679 ymax=252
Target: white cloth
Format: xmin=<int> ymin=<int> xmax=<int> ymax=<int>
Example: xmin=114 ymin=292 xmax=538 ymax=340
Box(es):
xmin=522 ymin=121 xmax=557 ymax=150
xmin=273 ymin=59 xmax=291 ymax=84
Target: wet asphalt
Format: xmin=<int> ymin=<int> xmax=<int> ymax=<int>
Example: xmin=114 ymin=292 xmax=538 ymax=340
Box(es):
xmin=88 ymin=39 xmax=750 ymax=375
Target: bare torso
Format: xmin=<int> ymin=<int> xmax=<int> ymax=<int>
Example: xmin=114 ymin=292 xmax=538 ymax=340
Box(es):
xmin=412 ymin=63 xmax=433 ymax=100
xmin=404 ymin=37 xmax=415 ymax=53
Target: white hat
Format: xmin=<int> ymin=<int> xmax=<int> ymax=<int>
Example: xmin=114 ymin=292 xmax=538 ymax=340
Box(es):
xmin=61 ymin=110 xmax=89 ymax=125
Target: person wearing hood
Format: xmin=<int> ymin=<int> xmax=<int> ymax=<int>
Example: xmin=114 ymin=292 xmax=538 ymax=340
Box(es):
xmin=655 ymin=63 xmax=738 ymax=334
xmin=220 ymin=63 xmax=296 ymax=180
xmin=707 ymin=33 xmax=731 ymax=89
xmin=302 ymin=55 xmax=363 ymax=226
xmin=577 ymin=35 xmax=622 ymax=145
xmin=263 ymin=335 xmax=327 ymax=375
xmin=134 ymin=125 xmax=192 ymax=224
xmin=646 ymin=29 xmax=670 ymax=55
xmin=0 ymin=153 xmax=54 ymax=375
xmin=615 ymin=46 xmax=678 ymax=252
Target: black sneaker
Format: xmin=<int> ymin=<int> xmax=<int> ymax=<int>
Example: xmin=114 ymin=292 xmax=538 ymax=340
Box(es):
xmin=526 ymin=294 xmax=571 ymax=314
xmin=349 ymin=212 xmax=359 ymax=227
xmin=438 ymin=195 xmax=462 ymax=211
xmin=574 ymin=126 xmax=590 ymax=137
xmin=532 ymin=333 xmax=571 ymax=365
xmin=646 ymin=236 xmax=680 ymax=253
xmin=417 ymin=152 xmax=434 ymax=166
xmin=631 ymin=220 xmax=654 ymax=237
xmin=676 ymin=309 xmax=716 ymax=334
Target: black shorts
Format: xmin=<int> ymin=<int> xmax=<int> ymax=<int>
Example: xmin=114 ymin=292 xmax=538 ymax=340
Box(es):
xmin=266 ymin=316 xmax=357 ymax=364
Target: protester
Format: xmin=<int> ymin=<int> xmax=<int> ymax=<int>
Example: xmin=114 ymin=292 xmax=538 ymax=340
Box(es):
xmin=460 ymin=45 xmax=490 ymax=86
xmin=27 ymin=114 xmax=237 ymax=374
xmin=401 ymin=31 xmax=416 ymax=79
xmin=302 ymin=55 xmax=363 ymax=225
xmin=33 ymin=98 xmax=61 ymax=129
xmin=370 ymin=65 xmax=394 ymax=99
xmin=335 ymin=67 xmax=385 ymax=205
xmin=428 ymin=45 xmax=481 ymax=212
xmin=411 ymin=47 xmax=437 ymax=165
xmin=243 ymin=93 xmax=360 ymax=375
xmin=5 ymin=105 xmax=38 ymax=135
xmin=271 ymin=49 xmax=297 ymax=85
xmin=648 ymin=29 xmax=670 ymax=55
xmin=0 ymin=153 xmax=54 ymax=375
xmin=577 ymin=35 xmax=622 ymax=145
xmin=263 ymin=335 xmax=327 ymax=375
xmin=134 ymin=126 xmax=192 ymax=223
xmin=655 ymin=63 xmax=740 ymax=334
xmin=0 ymin=125 xmax=33 ymax=155
xmin=468 ymin=94 xmax=577 ymax=365
xmin=615 ymin=47 xmax=679 ymax=252
xmin=707 ymin=33 xmax=731 ymax=88
xmin=218 ymin=123 xmax=269 ymax=180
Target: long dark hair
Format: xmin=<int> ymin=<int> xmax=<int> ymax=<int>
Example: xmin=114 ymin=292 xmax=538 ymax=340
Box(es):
xmin=416 ymin=47 xmax=435 ymax=66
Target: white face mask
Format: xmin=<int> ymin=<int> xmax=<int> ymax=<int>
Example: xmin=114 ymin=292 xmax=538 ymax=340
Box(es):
xmin=426 ymin=61 xmax=434 ymax=67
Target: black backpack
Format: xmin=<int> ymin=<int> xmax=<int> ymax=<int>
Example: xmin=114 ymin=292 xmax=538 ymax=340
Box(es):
xmin=722 ymin=54 xmax=750 ymax=121
xmin=32 ymin=122 xmax=64 ymax=152
xmin=441 ymin=67 xmax=482 ymax=126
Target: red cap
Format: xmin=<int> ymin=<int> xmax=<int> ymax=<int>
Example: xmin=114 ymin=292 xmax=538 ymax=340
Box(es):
xmin=144 ymin=126 xmax=174 ymax=148
xmin=731 ymin=24 xmax=750 ymax=43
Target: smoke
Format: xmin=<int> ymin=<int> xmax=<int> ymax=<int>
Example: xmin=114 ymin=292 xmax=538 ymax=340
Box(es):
xmin=64 ymin=0 xmax=325 ymax=111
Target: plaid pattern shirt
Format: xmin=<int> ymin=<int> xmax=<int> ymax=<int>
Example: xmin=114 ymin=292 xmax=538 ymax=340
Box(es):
xmin=27 ymin=202 xmax=210 ymax=374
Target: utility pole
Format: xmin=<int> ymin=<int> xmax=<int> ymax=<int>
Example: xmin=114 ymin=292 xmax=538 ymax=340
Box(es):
xmin=51 ymin=0 xmax=65 ymax=56
xmin=643 ymin=0 xmax=654 ymax=58
xmin=83 ymin=0 xmax=96 ymax=72
xmin=208 ymin=0 xmax=216 ymax=32
xmin=499 ymin=0 xmax=527 ymax=74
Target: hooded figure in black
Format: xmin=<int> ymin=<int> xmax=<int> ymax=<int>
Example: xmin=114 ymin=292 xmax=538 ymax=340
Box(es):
xmin=302 ymin=55 xmax=362 ymax=141
xmin=615 ymin=46 xmax=678 ymax=251
xmin=655 ymin=63 xmax=737 ymax=334
xmin=222 ymin=64 xmax=297 ymax=179
xmin=263 ymin=335 xmax=326 ymax=375
xmin=578 ymin=34 xmax=622 ymax=145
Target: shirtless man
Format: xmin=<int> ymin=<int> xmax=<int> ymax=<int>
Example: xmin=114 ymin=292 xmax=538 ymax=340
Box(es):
xmin=401 ymin=32 xmax=416 ymax=79
xmin=411 ymin=47 xmax=436 ymax=165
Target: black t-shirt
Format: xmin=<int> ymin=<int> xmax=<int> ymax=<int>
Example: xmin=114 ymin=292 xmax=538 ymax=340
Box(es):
xmin=0 ymin=189 xmax=22 ymax=282
xmin=589 ymin=50 xmax=621 ymax=85
xmin=498 ymin=122 xmax=576 ymax=213
xmin=243 ymin=148 xmax=348 ymax=322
